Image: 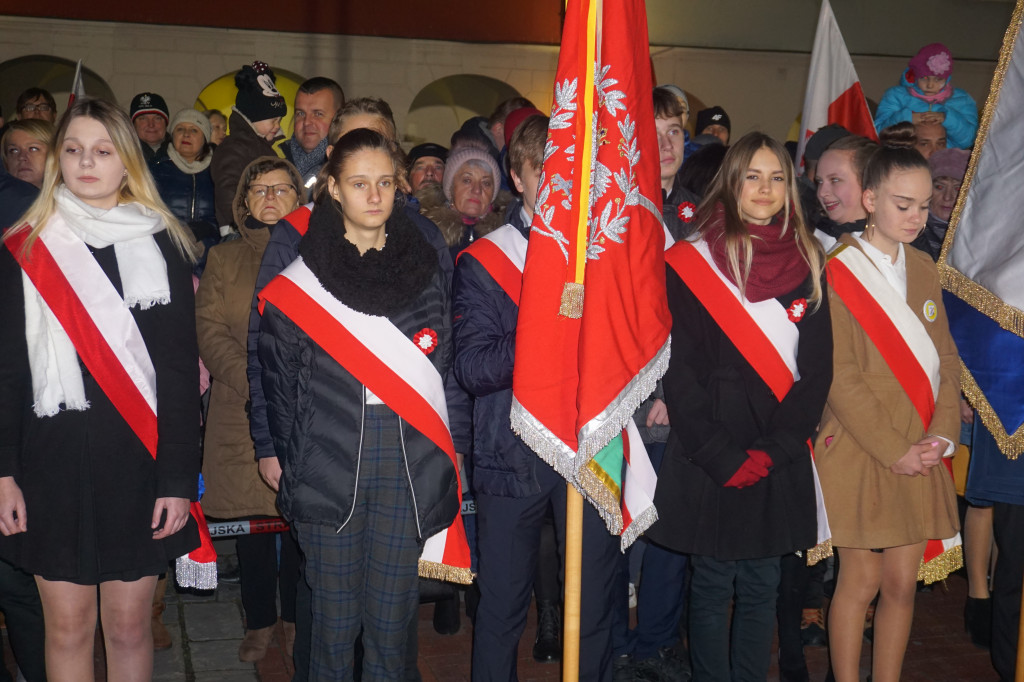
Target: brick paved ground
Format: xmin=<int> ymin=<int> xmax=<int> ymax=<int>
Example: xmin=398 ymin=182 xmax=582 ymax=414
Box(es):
xmin=0 ymin=538 xmax=999 ymax=681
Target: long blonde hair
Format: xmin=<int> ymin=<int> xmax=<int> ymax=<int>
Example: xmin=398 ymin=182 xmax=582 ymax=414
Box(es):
xmin=696 ymin=132 xmax=824 ymax=308
xmin=2 ymin=98 xmax=194 ymax=260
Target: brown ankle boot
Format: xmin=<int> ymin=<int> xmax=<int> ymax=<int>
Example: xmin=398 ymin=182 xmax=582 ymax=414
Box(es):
xmin=152 ymin=576 xmax=172 ymax=650
xmin=238 ymin=624 xmax=275 ymax=662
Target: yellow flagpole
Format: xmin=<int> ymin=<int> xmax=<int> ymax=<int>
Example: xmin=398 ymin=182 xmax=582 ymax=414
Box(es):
xmin=562 ymin=487 xmax=584 ymax=680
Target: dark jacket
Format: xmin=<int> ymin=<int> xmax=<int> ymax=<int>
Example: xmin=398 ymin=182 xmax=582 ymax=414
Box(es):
xmin=646 ymin=261 xmax=833 ymax=560
xmin=246 ymin=200 xmax=466 ymax=464
xmin=150 ymin=156 xmax=218 ymax=243
xmin=910 ymin=212 xmax=948 ymax=262
xmin=452 ymin=204 xmax=541 ymax=498
xmin=258 ymin=207 xmax=459 ymax=536
xmin=141 ymin=137 xmax=171 ymax=164
xmin=0 ymin=169 xmax=37 ymax=228
xmin=211 ymin=110 xmax=280 ymax=228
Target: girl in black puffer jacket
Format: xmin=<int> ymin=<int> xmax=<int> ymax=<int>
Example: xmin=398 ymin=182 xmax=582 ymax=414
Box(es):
xmin=258 ymin=129 xmax=470 ymax=680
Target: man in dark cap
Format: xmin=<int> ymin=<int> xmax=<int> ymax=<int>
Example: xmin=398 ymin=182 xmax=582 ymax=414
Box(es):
xmin=130 ymin=92 xmax=171 ymax=162
xmin=696 ymin=105 xmax=731 ymax=145
xmin=407 ymin=143 xmax=448 ymax=194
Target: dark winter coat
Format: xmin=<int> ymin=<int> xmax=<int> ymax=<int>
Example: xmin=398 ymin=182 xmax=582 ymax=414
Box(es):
xmin=245 ymin=200 xmax=466 ymax=464
xmin=0 ymin=227 xmax=200 ymax=580
xmin=452 ymin=204 xmax=541 ymax=498
xmin=211 ymin=110 xmax=281 ymax=228
xmin=258 ymin=206 xmax=459 ymax=536
xmin=646 ymin=262 xmax=833 ymax=561
xmin=150 ymin=156 xmax=218 ymax=242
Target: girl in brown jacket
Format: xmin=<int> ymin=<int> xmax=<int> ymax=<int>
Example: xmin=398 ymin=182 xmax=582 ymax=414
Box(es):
xmin=815 ymin=127 xmax=961 ymax=682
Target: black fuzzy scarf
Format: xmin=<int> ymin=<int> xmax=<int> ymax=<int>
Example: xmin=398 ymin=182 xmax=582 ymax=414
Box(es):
xmin=298 ymin=200 xmax=436 ymax=317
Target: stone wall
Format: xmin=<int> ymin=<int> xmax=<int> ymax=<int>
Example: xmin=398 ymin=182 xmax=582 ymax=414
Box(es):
xmin=0 ymin=15 xmax=997 ymax=146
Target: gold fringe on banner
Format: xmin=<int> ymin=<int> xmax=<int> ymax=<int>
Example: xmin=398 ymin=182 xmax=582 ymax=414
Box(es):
xmin=917 ymin=545 xmax=964 ymax=585
xmin=959 ymin=359 xmax=1024 ymax=458
xmin=418 ymin=559 xmax=474 ymax=585
xmin=940 ymin=265 xmax=1024 ymax=338
xmin=806 ymin=539 xmax=833 ymax=566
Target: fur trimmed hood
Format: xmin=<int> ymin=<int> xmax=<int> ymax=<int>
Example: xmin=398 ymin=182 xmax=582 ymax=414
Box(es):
xmin=415 ymin=182 xmax=514 ymax=249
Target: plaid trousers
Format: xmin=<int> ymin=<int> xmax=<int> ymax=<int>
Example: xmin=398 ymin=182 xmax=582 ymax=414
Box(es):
xmin=294 ymin=405 xmax=421 ymax=681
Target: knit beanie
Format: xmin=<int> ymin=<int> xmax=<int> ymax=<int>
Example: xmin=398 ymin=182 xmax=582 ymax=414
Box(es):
xmin=234 ymin=61 xmax=287 ymax=123
xmin=909 ymin=43 xmax=954 ymax=80
xmin=442 ymin=142 xmax=502 ymax=203
xmin=929 ymin=147 xmax=970 ymax=181
xmin=503 ymin=106 xmax=545 ymax=148
xmin=408 ymin=142 xmax=448 ymax=167
xmin=169 ymin=108 xmax=212 ymax=143
xmin=130 ymin=92 xmax=169 ymax=123
xmin=805 ymin=124 xmax=851 ymax=162
xmin=656 ymin=84 xmax=689 ymax=110
xmin=696 ymin=106 xmax=731 ymax=135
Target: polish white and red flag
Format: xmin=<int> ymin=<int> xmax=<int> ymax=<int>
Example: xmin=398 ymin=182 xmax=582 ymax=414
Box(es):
xmin=67 ymin=59 xmax=86 ymax=108
xmin=796 ymin=0 xmax=877 ymax=171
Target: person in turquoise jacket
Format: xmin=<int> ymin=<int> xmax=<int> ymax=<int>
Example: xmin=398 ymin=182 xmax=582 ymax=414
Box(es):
xmin=875 ymin=42 xmax=978 ymax=150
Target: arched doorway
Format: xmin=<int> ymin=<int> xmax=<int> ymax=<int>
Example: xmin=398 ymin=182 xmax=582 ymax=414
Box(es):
xmin=406 ymin=75 xmax=523 ymax=147
xmin=0 ymin=55 xmax=114 ymax=120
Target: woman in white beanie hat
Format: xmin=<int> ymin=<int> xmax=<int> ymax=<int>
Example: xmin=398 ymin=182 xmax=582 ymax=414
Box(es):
xmin=150 ymin=109 xmax=219 ymax=267
xmin=417 ymin=139 xmax=512 ymax=259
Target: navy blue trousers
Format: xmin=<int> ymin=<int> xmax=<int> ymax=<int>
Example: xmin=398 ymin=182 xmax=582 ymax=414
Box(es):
xmin=472 ymin=463 xmax=620 ymax=681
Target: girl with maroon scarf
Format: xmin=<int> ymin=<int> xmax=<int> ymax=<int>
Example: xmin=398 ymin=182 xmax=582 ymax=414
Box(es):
xmin=647 ymin=133 xmax=833 ymax=681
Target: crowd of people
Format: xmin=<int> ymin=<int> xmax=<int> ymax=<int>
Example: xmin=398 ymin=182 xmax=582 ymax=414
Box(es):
xmin=0 ymin=39 xmax=1013 ymax=682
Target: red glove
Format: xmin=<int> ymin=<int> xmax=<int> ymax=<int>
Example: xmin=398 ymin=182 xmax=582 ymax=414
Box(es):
xmin=724 ymin=449 xmax=773 ymax=488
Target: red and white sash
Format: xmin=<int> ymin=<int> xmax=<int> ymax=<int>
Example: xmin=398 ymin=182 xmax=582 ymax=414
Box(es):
xmin=5 ymin=222 xmax=217 ymax=588
xmin=666 ymin=238 xmax=832 ymax=556
xmin=258 ymin=258 xmax=472 ymax=583
xmin=283 ymin=204 xmax=313 ymax=237
xmin=827 ymin=244 xmax=940 ymax=424
xmin=827 ymin=243 xmax=961 ymax=582
xmin=458 ymin=224 xmax=528 ymax=304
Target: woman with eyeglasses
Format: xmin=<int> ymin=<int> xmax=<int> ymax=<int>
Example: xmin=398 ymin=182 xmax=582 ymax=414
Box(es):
xmin=196 ymin=156 xmax=304 ymax=663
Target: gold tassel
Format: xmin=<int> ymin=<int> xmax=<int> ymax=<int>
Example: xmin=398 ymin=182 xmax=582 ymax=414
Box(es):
xmin=559 ymin=282 xmax=585 ymax=318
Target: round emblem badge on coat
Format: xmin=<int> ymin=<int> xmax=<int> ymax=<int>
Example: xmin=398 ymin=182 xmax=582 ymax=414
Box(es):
xmin=923 ymin=300 xmax=937 ymax=322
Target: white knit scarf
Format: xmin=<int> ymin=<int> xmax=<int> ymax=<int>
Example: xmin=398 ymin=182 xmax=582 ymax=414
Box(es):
xmin=22 ymin=186 xmax=169 ymax=416
xmin=167 ymin=145 xmax=212 ymax=175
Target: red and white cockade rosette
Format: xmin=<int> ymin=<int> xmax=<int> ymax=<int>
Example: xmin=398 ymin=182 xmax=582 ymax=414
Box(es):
xmin=828 ymin=244 xmax=962 ymax=583
xmin=6 ymin=220 xmax=217 ymax=589
xmin=666 ymin=237 xmax=833 ymax=563
xmin=259 ymin=257 xmax=472 ymax=583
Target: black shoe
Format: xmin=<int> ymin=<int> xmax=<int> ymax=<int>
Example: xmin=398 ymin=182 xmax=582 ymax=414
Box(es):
xmin=432 ymin=595 xmax=461 ymax=635
xmin=465 ymin=580 xmax=480 ymax=624
xmin=532 ymin=599 xmax=561 ymax=663
xmin=631 ymin=646 xmax=691 ymax=681
xmin=217 ymin=563 xmax=241 ymax=584
xmin=965 ymin=596 xmax=993 ymax=649
xmin=613 ymin=654 xmax=634 ymax=682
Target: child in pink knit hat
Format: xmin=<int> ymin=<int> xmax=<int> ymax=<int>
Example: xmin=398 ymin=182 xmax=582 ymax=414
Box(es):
xmin=875 ymin=42 xmax=978 ymax=149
